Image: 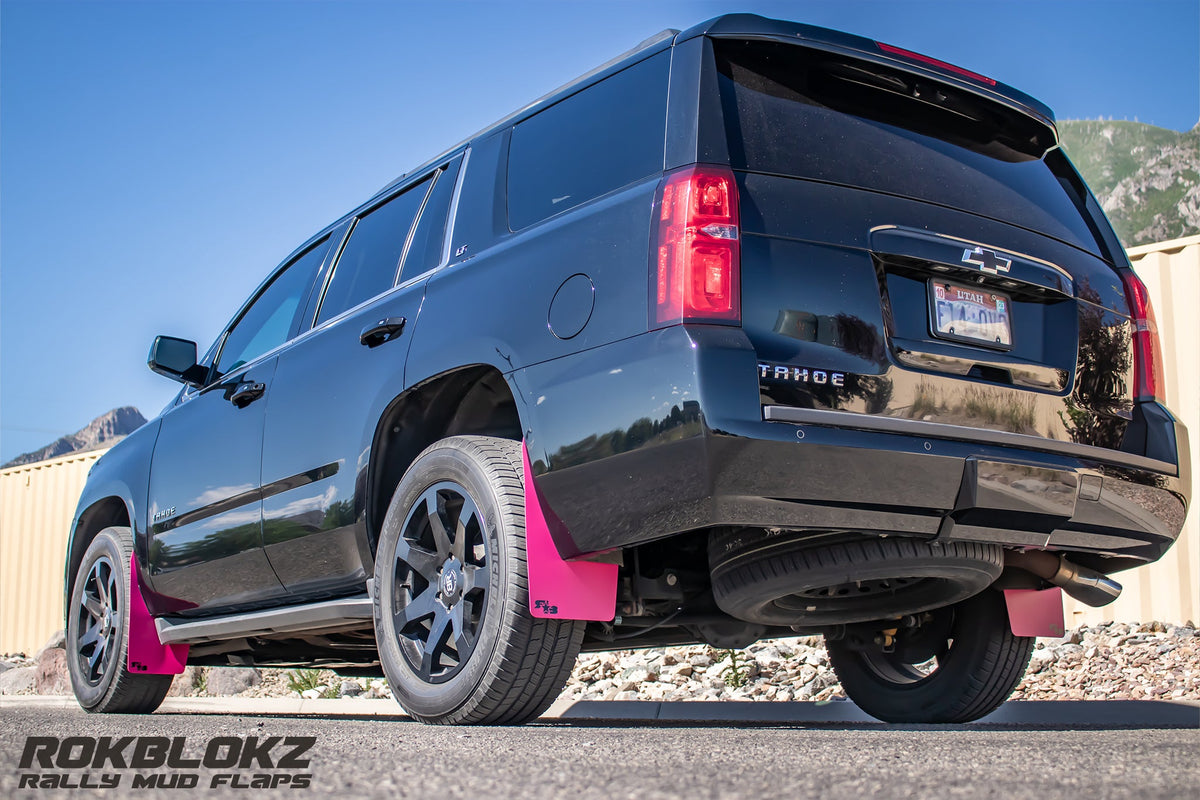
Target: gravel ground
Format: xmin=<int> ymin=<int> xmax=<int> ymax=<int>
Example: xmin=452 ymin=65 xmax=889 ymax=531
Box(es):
xmin=6 ymin=620 xmax=1193 ymax=705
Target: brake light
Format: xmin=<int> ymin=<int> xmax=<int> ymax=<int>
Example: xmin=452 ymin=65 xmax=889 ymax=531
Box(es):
xmin=1120 ymin=270 xmax=1166 ymax=402
xmin=875 ymin=41 xmax=997 ymax=87
xmin=651 ymin=165 xmax=741 ymax=327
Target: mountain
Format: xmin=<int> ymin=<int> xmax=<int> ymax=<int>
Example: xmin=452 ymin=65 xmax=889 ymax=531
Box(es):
xmin=3 ymin=407 xmax=147 ymax=468
xmin=1058 ymin=120 xmax=1200 ymax=247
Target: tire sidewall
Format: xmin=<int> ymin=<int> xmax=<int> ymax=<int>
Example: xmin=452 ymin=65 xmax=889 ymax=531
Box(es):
xmin=373 ymin=442 xmax=515 ymax=719
xmin=828 ymin=589 xmax=1030 ymax=722
xmin=710 ymin=533 xmax=1002 ymax=626
xmin=65 ymin=528 xmax=129 ymax=710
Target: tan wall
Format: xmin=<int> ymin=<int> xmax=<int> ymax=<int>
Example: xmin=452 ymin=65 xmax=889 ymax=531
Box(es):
xmin=0 ymin=449 xmax=108 ymax=654
xmin=0 ymin=241 xmax=1196 ymax=652
xmin=1063 ymin=235 xmax=1200 ymax=626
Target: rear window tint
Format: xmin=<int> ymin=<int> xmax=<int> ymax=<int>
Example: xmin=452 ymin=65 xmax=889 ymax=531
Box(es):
xmin=713 ymin=39 xmax=1103 ymax=254
xmin=399 ymin=156 xmax=462 ymax=282
xmin=508 ymin=52 xmax=669 ymax=230
xmin=316 ymin=176 xmax=432 ymax=325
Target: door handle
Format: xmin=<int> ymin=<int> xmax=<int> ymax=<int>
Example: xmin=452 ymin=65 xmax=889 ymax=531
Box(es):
xmin=359 ymin=316 xmax=407 ymax=348
xmin=230 ymin=381 xmax=266 ymax=408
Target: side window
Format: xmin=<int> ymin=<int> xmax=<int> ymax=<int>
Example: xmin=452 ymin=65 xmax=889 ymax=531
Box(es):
xmin=398 ymin=156 xmax=463 ymax=282
xmin=507 ymin=52 xmax=669 ymax=230
xmin=214 ymin=237 xmax=330 ymax=377
xmin=315 ymin=177 xmax=433 ymax=326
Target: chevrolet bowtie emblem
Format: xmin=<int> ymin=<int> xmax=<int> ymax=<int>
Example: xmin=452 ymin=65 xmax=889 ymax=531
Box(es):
xmin=962 ymin=246 xmax=1012 ymax=275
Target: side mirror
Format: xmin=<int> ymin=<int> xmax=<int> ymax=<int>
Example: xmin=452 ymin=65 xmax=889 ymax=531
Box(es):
xmin=148 ymin=336 xmax=206 ymax=386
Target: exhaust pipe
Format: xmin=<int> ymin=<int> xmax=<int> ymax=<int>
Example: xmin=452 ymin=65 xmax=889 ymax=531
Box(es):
xmin=1005 ymin=550 xmax=1122 ymax=608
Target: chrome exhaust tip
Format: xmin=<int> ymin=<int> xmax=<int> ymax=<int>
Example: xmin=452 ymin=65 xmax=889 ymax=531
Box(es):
xmin=1005 ymin=550 xmax=1122 ymax=608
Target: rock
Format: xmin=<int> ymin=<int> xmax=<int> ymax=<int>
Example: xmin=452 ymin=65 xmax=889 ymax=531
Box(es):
xmin=205 ymin=667 xmax=261 ymax=696
xmin=0 ymin=666 xmax=36 ymax=695
xmin=339 ymin=680 xmax=363 ymax=697
xmin=168 ymin=666 xmax=205 ymax=697
xmin=1053 ymin=644 xmax=1085 ymax=659
xmin=35 ymin=630 xmax=66 ymax=659
xmin=620 ymin=667 xmax=652 ymax=683
xmin=34 ymin=648 xmax=70 ymax=694
xmin=0 ymin=661 xmax=12 ymax=674
xmin=1043 ymin=629 xmax=1084 ymax=647
xmin=1028 ymin=648 xmax=1056 ymax=673
xmin=300 ymin=688 xmax=323 ymax=700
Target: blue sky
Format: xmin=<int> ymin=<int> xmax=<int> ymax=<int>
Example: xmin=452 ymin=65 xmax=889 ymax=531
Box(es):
xmin=2 ymin=0 xmax=1197 ymax=461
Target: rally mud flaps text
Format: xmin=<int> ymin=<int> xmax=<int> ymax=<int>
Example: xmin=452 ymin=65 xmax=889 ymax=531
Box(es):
xmin=16 ymin=736 xmax=314 ymax=789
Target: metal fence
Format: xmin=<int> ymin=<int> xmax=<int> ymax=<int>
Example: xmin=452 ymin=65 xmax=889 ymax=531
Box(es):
xmin=1 ymin=237 xmax=1196 ymax=653
xmin=0 ymin=449 xmax=106 ymax=654
xmin=1063 ymin=235 xmax=1200 ymax=627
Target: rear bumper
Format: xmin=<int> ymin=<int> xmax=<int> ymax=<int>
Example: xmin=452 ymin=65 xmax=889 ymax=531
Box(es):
xmin=520 ymin=326 xmax=1189 ymax=570
xmin=709 ymin=409 xmax=1188 ymax=571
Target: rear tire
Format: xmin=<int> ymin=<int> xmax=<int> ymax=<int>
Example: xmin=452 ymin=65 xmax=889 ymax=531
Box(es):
xmin=827 ymin=588 xmax=1034 ymax=723
xmin=66 ymin=526 xmax=172 ymax=713
xmin=373 ymin=436 xmax=584 ymax=725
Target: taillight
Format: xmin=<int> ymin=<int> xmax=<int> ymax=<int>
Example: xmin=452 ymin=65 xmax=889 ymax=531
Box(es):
xmin=650 ymin=165 xmax=741 ymax=328
xmin=1120 ymin=270 xmax=1166 ymax=402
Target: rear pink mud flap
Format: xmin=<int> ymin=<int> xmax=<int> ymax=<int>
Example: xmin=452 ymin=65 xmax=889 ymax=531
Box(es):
xmin=127 ymin=555 xmax=188 ymax=674
xmin=522 ymin=442 xmax=618 ymax=621
xmin=1004 ymin=587 xmax=1066 ymax=638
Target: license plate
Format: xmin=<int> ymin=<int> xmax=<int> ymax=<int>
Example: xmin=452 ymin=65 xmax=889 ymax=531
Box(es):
xmin=928 ymin=279 xmax=1013 ymax=349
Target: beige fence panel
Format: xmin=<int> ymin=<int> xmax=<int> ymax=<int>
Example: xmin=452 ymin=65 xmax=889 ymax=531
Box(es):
xmin=0 ymin=449 xmax=108 ymax=654
xmin=1063 ymin=235 xmax=1200 ymax=626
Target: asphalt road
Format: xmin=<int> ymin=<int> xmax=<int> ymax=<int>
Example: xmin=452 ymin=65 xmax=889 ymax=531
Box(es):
xmin=2 ymin=703 xmax=1197 ymax=800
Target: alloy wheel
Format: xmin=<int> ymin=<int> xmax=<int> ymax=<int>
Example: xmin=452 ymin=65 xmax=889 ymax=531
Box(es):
xmin=75 ymin=555 xmax=120 ymax=685
xmin=391 ymin=481 xmax=489 ymax=683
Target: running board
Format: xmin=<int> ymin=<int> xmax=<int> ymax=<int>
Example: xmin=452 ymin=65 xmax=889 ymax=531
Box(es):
xmin=154 ymin=596 xmax=373 ymax=645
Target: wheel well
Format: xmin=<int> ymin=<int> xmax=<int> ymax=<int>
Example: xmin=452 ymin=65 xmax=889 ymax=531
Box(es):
xmin=367 ymin=366 xmax=521 ymax=555
xmin=65 ymin=497 xmax=131 ymax=610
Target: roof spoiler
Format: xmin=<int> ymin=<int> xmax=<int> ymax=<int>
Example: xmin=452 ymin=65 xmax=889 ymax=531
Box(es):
xmin=676 ymin=14 xmax=1057 ymax=134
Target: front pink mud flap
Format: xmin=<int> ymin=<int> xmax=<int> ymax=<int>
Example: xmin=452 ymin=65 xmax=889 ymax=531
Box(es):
xmin=127 ymin=555 xmax=188 ymax=674
xmin=522 ymin=442 xmax=618 ymax=621
xmin=1004 ymin=587 xmax=1066 ymax=638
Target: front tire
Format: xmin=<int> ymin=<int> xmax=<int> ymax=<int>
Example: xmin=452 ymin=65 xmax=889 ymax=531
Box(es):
xmin=373 ymin=436 xmax=584 ymax=724
xmin=66 ymin=527 xmax=172 ymax=713
xmin=827 ymin=588 xmax=1034 ymax=723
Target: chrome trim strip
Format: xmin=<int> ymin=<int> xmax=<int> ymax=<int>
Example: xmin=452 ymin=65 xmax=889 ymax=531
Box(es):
xmin=762 ymin=405 xmax=1176 ymax=475
xmin=154 ymin=596 xmax=373 ymax=644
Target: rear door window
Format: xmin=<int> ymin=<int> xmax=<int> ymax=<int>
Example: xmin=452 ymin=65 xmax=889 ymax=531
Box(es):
xmin=315 ymin=176 xmax=433 ymax=326
xmin=398 ymin=156 xmax=463 ymax=283
xmin=507 ymin=52 xmax=669 ymax=230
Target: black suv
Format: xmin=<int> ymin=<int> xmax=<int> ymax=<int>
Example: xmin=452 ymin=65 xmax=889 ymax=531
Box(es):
xmin=64 ymin=15 xmax=1190 ymax=724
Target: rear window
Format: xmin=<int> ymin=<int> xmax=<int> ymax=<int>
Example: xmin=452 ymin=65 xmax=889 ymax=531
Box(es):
xmin=712 ymin=39 xmax=1103 ymax=254
xmin=507 ymin=52 xmax=669 ymax=230
xmin=315 ymin=176 xmax=432 ymax=326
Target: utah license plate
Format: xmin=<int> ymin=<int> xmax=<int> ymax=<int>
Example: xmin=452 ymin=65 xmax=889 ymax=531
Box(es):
xmin=929 ymin=279 xmax=1013 ymax=349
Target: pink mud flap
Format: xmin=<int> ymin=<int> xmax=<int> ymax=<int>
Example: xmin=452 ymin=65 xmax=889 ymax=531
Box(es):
xmin=1004 ymin=587 xmax=1066 ymax=638
xmin=522 ymin=442 xmax=617 ymax=621
xmin=127 ymin=554 xmax=188 ymax=674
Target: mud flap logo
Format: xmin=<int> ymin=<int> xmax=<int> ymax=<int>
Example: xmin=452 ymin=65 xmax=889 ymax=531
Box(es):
xmin=533 ymin=600 xmax=559 ymax=615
